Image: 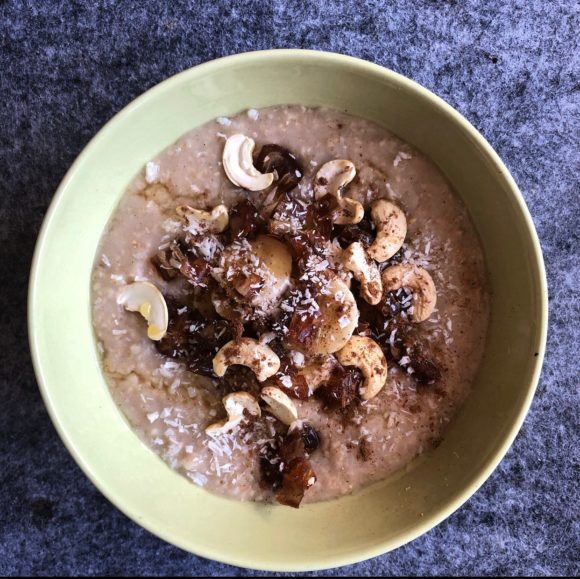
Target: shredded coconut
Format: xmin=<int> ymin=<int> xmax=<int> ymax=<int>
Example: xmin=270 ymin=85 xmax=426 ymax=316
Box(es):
xmin=145 ymin=161 xmax=160 ymax=183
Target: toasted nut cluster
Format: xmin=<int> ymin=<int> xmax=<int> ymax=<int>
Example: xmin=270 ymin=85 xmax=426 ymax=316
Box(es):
xmin=117 ymin=282 xmax=168 ymax=341
xmin=213 ymin=338 xmax=281 ymax=382
xmin=342 ymin=242 xmax=383 ymax=305
xmin=177 ymin=204 xmax=229 ymax=234
xmin=382 ymin=264 xmax=437 ymax=322
xmin=223 ymin=134 xmax=275 ymax=191
xmin=314 ymin=160 xmax=364 ymax=225
xmin=309 ymin=277 xmax=360 ymax=355
xmin=205 ymin=391 xmax=261 ymax=436
xmin=367 ymin=199 xmax=407 ymax=263
xmin=336 ymin=336 xmax=388 ymax=400
xmin=261 ymin=386 xmax=299 ymax=425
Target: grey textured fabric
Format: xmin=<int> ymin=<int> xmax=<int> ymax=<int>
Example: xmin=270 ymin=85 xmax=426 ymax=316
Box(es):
xmin=0 ymin=0 xmax=578 ymax=576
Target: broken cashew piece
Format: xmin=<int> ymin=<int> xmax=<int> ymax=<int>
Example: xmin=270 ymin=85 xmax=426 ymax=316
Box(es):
xmin=367 ymin=199 xmax=407 ymax=262
xmin=261 ymin=386 xmax=299 ymax=425
xmin=382 ymin=264 xmax=437 ymax=322
xmin=117 ymin=282 xmax=168 ymax=341
xmin=205 ymin=391 xmax=261 ymax=436
xmin=343 ymin=242 xmax=383 ymax=305
xmin=336 ymin=336 xmax=388 ymax=401
xmin=177 ymin=204 xmax=229 ymax=234
xmin=213 ymin=338 xmax=281 ymax=382
xmin=222 ymin=134 xmax=275 ymax=191
xmin=314 ymin=160 xmax=364 ymax=225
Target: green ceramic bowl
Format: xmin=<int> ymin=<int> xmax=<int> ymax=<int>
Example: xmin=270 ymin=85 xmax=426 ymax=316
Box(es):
xmin=29 ymin=50 xmax=547 ymax=571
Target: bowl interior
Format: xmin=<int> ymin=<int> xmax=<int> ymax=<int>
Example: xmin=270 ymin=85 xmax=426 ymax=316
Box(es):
xmin=29 ymin=50 xmax=546 ymax=572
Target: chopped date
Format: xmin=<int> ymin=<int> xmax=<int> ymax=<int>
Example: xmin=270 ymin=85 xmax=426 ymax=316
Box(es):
xmin=276 ymin=457 xmax=317 ymax=509
xmin=229 ymin=199 xmax=266 ymax=241
xmin=284 ymin=230 xmax=328 ymax=265
xmin=287 ymin=309 xmax=320 ymax=349
xmin=178 ymin=257 xmax=211 ymax=287
xmin=382 ymin=318 xmax=442 ymax=386
xmin=270 ymin=191 xmax=308 ymax=231
xmin=255 ymin=144 xmax=303 ymax=195
xmin=306 ymin=194 xmax=339 ymax=240
xmin=155 ymin=305 xmax=234 ymax=377
xmin=316 ymin=366 xmax=363 ymax=410
xmin=268 ymin=344 xmax=312 ymax=400
xmin=274 ymin=373 xmax=310 ymax=401
xmin=260 ymin=423 xmax=321 ymax=507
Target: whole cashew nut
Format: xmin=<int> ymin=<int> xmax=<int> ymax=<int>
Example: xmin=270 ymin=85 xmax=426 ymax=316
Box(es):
xmin=213 ymin=338 xmax=281 ymax=382
xmin=336 ymin=336 xmax=388 ymax=400
xmin=117 ymin=282 xmax=168 ymax=341
xmin=177 ymin=204 xmax=229 ymax=234
xmin=223 ymin=134 xmax=275 ymax=191
xmin=342 ymin=242 xmax=383 ymax=305
xmin=261 ymin=386 xmax=299 ymax=425
xmin=314 ymin=160 xmax=364 ymax=225
xmin=381 ymin=264 xmax=437 ymax=322
xmin=205 ymin=391 xmax=261 ymax=436
xmin=307 ymin=277 xmax=360 ymax=355
xmin=367 ymin=199 xmax=407 ymax=263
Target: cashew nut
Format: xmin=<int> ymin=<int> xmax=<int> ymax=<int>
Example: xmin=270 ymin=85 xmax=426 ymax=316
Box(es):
xmin=309 ymin=277 xmax=360 ymax=355
xmin=381 ymin=264 xmax=437 ymax=322
xmin=314 ymin=160 xmax=364 ymax=225
xmin=296 ymin=354 xmax=339 ymax=392
xmin=261 ymin=386 xmax=298 ymax=425
xmin=336 ymin=336 xmax=388 ymax=400
xmin=342 ymin=242 xmax=383 ymax=305
xmin=367 ymin=200 xmax=407 ymax=262
xmin=177 ymin=204 xmax=229 ymax=234
xmin=117 ymin=282 xmax=168 ymax=341
xmin=251 ymin=235 xmax=293 ymax=305
xmin=213 ymin=338 xmax=281 ymax=382
xmin=205 ymin=391 xmax=261 ymax=436
xmin=222 ymin=134 xmax=275 ymax=191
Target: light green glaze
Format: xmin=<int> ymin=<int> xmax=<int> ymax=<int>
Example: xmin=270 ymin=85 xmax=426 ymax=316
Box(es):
xmin=28 ymin=50 xmax=547 ymax=572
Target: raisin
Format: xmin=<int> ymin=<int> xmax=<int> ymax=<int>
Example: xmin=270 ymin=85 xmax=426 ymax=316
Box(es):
xmin=299 ymin=423 xmax=320 ymax=455
xmin=335 ymin=216 xmax=375 ymax=248
xmin=379 ymin=288 xmax=414 ymax=319
xmin=259 ymin=441 xmax=284 ymax=491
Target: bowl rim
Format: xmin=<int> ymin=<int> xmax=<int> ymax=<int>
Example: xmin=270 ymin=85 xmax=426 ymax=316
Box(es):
xmin=28 ymin=48 xmax=548 ymax=571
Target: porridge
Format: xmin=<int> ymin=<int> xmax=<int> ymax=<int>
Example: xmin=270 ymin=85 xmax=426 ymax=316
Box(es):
xmin=92 ymin=106 xmax=489 ymax=507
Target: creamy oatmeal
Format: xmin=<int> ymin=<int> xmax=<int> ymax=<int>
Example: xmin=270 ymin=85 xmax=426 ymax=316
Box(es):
xmin=92 ymin=106 xmax=489 ymax=507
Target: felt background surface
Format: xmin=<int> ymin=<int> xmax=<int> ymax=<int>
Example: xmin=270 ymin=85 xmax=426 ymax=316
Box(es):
xmin=0 ymin=0 xmax=578 ymax=576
